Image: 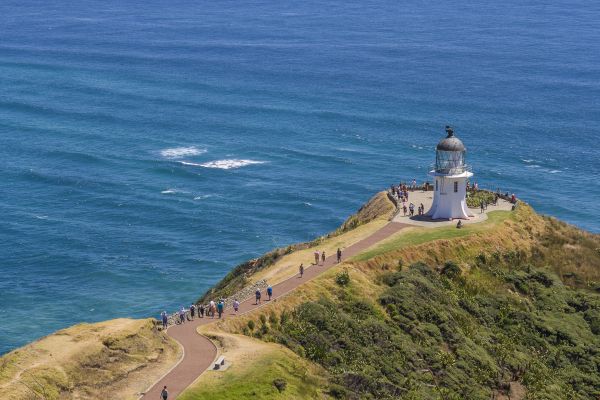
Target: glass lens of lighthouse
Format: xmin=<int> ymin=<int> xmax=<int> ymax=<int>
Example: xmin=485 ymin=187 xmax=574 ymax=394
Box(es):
xmin=435 ymin=150 xmax=465 ymax=174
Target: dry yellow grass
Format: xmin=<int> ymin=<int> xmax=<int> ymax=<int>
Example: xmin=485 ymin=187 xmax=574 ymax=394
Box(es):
xmin=0 ymin=318 xmax=180 ymax=400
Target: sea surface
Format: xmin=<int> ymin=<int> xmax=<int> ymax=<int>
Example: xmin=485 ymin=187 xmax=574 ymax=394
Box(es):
xmin=1 ymin=0 xmax=599 ymax=354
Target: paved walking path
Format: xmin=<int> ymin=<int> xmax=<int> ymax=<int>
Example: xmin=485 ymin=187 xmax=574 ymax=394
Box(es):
xmin=141 ymin=221 xmax=409 ymax=399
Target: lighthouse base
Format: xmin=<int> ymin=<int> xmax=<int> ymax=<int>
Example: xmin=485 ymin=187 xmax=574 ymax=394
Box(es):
xmin=425 ymin=173 xmax=473 ymax=220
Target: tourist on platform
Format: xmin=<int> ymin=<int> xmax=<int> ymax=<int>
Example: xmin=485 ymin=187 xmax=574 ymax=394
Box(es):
xmin=456 ymin=220 xmax=463 ymax=229
xmin=409 ymin=203 xmax=415 ymax=216
xmin=314 ymin=250 xmax=320 ymax=265
xmin=190 ymin=304 xmax=195 ymax=320
xmin=161 ymin=311 xmax=168 ymax=329
xmin=411 ymin=179 xmax=417 ymax=190
xmin=209 ymin=300 xmax=216 ymax=318
xmin=179 ymin=307 xmax=186 ymax=323
xmin=511 ymin=193 xmax=516 ymax=204
xmin=217 ymin=300 xmax=224 ymax=318
xmin=199 ymin=304 xmax=205 ymax=318
xmin=255 ymin=289 xmax=262 ymax=305
xmin=337 ymin=248 xmax=342 ymax=263
xmin=161 ymin=385 xmax=169 ymax=400
xmin=420 ymin=203 xmax=425 ymax=215
xmin=321 ymin=251 xmax=326 ymax=265
xmin=403 ymin=204 xmax=407 ymax=216
xmin=267 ymin=285 xmax=273 ymax=300
xmin=299 ymin=263 xmax=304 ymax=278
xmin=233 ymin=299 xmax=240 ymax=313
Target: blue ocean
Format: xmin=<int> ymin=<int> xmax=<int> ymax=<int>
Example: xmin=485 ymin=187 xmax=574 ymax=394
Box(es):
xmin=1 ymin=0 xmax=599 ymax=354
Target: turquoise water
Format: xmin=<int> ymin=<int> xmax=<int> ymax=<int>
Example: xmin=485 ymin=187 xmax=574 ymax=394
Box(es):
xmin=1 ymin=0 xmax=599 ymax=354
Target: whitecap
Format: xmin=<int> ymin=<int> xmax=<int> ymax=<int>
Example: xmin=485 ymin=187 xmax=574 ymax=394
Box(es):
xmin=161 ymin=189 xmax=179 ymax=194
xmin=522 ymin=159 xmax=534 ymax=163
xmin=198 ymin=159 xmax=266 ymax=170
xmin=303 ymin=202 xmax=313 ymax=206
xmin=179 ymin=161 xmax=203 ymax=167
xmin=160 ymin=146 xmax=206 ymax=159
xmin=194 ymin=194 xmax=214 ymax=200
xmin=34 ymin=215 xmax=48 ymax=220
xmin=526 ymin=164 xmax=541 ymax=168
xmin=549 ymin=170 xmax=561 ymax=174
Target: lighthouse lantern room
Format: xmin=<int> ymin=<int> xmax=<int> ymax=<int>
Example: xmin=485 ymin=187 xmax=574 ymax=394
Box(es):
xmin=426 ymin=126 xmax=474 ymax=220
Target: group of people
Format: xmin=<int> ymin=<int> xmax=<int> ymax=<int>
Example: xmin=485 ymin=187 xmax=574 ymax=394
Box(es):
xmin=160 ymin=247 xmax=345 ymax=329
xmin=402 ymin=202 xmax=425 ymax=217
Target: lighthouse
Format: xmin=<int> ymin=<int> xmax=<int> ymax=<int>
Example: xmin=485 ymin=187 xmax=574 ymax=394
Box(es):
xmin=426 ymin=126 xmax=474 ymax=220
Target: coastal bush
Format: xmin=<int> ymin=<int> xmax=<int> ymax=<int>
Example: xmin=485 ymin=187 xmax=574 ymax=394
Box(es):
xmin=335 ymin=269 xmax=351 ymax=286
xmin=259 ymin=258 xmax=600 ymax=399
xmin=272 ymin=378 xmax=287 ymax=393
xmin=466 ymin=190 xmax=496 ymax=208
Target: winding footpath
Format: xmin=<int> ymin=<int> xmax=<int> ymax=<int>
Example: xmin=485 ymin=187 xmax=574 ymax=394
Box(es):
xmin=141 ymin=222 xmax=408 ymax=399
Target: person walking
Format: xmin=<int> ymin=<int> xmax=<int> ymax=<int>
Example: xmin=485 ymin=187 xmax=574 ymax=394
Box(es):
xmin=255 ymin=289 xmax=262 ymax=305
xmin=267 ymin=285 xmax=273 ymax=301
xmin=161 ymin=311 xmax=168 ymax=330
xmin=321 ymin=251 xmax=326 ymax=265
xmin=409 ymin=203 xmax=415 ymax=216
xmin=480 ymin=200 xmax=485 ymax=213
xmin=217 ymin=300 xmax=224 ymax=318
xmin=190 ymin=304 xmax=195 ymax=320
xmin=299 ymin=263 xmax=304 ymax=278
xmin=337 ymin=248 xmax=342 ymax=263
xmin=403 ymin=204 xmax=407 ymax=216
xmin=314 ymin=250 xmax=320 ymax=265
xmin=179 ymin=307 xmax=186 ymax=324
xmin=160 ymin=385 xmax=168 ymax=400
xmin=420 ymin=203 xmax=424 ymax=216
xmin=209 ymin=300 xmax=216 ymax=318
xmin=233 ymin=299 xmax=240 ymax=313
xmin=199 ymin=304 xmax=205 ymax=318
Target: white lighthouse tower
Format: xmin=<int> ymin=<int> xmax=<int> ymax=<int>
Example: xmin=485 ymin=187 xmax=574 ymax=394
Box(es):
xmin=426 ymin=126 xmax=473 ymax=220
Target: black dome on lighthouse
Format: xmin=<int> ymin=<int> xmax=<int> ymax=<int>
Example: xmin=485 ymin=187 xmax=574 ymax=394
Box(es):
xmin=436 ymin=126 xmax=466 ymax=152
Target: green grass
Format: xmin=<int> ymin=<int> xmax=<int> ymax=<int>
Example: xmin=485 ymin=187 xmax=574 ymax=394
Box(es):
xmin=178 ymin=349 xmax=327 ymax=400
xmin=354 ymin=210 xmax=512 ymax=261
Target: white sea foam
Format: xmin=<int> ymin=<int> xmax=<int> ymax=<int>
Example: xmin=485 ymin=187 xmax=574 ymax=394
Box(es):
xmin=194 ymin=194 xmax=214 ymax=200
xmin=179 ymin=161 xmax=203 ymax=167
xmin=303 ymin=202 xmax=313 ymax=206
xmin=522 ymin=159 xmax=534 ymax=163
xmin=161 ymin=188 xmax=188 ymax=195
xmin=197 ymin=159 xmax=266 ymax=170
xmin=549 ymin=170 xmax=561 ymax=174
xmin=160 ymin=146 xmax=206 ymax=159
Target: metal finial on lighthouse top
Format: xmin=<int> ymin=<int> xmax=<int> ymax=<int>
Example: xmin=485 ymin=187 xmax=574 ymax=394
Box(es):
xmin=445 ymin=125 xmax=454 ymax=137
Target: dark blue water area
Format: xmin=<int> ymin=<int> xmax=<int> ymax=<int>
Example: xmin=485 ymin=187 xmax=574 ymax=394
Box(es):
xmin=1 ymin=0 xmax=599 ymax=354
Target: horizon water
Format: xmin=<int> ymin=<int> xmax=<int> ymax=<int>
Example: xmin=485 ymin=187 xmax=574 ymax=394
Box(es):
xmin=1 ymin=0 xmax=599 ymax=354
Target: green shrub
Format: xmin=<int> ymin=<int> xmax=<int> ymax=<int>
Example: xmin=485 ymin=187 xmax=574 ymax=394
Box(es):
xmin=272 ymin=378 xmax=287 ymax=393
xmin=247 ymin=320 xmax=255 ymax=331
xmin=441 ymin=261 xmax=461 ymax=278
xmin=335 ymin=269 xmax=351 ymax=286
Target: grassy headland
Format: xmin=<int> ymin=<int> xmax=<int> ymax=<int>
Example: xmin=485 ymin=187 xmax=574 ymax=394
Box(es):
xmin=0 ymin=319 xmax=180 ymax=400
xmin=191 ymin=201 xmax=600 ymax=399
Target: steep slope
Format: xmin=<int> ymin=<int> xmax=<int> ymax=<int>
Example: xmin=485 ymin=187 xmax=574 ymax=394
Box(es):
xmin=197 ymin=204 xmax=600 ymax=400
